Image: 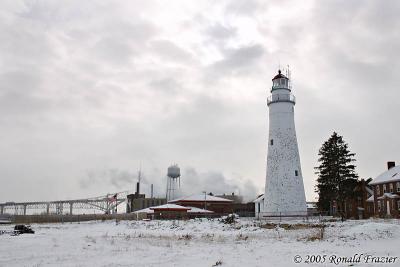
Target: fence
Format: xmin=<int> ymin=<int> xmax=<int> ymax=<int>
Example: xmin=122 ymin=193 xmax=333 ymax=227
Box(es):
xmin=11 ymin=213 xmax=138 ymax=224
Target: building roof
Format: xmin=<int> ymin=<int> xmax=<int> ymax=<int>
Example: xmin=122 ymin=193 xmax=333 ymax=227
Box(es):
xmin=370 ymin=165 xmax=400 ymax=185
xmin=366 ymin=195 xmax=374 ymax=202
xmin=133 ymin=207 xmax=154 ymax=214
xmin=365 ymin=186 xmax=374 ymax=196
xmin=169 ymin=194 xmax=233 ymax=203
xmin=253 ymin=194 xmax=264 ymax=203
xmin=149 ymin=204 xmax=191 ymax=211
xmin=272 ymin=70 xmax=288 ymax=81
xmin=186 ymin=206 xmax=214 ymax=214
xmin=133 ymin=205 xmax=213 ymax=214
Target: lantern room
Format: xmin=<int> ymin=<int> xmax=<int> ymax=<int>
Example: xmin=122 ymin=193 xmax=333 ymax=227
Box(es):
xmin=271 ymin=70 xmax=290 ymax=90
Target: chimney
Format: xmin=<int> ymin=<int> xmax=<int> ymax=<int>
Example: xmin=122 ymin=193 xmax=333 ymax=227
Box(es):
xmin=150 ymin=184 xmax=154 ymax=198
xmin=387 ymin=161 xmax=396 ymax=170
xmin=136 ymin=182 xmax=140 ymax=195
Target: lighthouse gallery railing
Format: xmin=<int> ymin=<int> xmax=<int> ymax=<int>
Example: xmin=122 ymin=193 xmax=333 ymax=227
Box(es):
xmin=267 ymin=93 xmax=296 ymax=105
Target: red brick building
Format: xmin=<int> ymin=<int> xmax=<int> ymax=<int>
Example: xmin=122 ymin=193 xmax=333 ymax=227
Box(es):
xmin=149 ymin=204 xmax=190 ymax=219
xmin=169 ymin=194 xmax=233 ymax=214
xmin=370 ymin=162 xmax=400 ymax=218
xmin=342 ymin=179 xmax=374 ymax=219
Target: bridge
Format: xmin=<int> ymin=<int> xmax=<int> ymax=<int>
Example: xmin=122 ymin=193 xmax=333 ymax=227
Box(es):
xmin=0 ymin=192 xmax=127 ymax=215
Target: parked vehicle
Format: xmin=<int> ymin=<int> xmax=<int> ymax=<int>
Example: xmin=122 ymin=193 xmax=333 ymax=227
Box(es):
xmin=14 ymin=225 xmax=35 ymax=234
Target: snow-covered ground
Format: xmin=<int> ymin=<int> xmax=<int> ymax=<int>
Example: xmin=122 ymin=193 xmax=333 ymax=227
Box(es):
xmin=0 ymin=218 xmax=399 ymax=266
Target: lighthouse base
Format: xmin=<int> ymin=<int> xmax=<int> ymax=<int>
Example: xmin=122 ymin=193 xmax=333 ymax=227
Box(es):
xmin=260 ymin=210 xmax=308 ymax=218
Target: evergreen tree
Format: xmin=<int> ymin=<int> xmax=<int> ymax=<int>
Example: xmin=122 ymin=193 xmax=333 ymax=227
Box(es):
xmin=315 ymin=132 xmax=358 ymax=215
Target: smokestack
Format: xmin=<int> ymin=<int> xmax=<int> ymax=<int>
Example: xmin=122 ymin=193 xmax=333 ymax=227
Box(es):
xmin=387 ymin=161 xmax=396 ymax=170
xmin=136 ymin=182 xmax=140 ymax=195
xmin=151 ymin=184 xmax=154 ymax=198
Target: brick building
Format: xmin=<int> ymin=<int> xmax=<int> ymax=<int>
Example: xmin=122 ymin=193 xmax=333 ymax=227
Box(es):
xmin=370 ymin=162 xmax=400 ymax=218
xmin=342 ymin=179 xmax=374 ymax=219
xmin=150 ymin=204 xmax=190 ymax=220
xmin=169 ymin=194 xmax=233 ymax=214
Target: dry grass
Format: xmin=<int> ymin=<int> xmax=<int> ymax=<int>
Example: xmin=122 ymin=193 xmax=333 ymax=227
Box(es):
xmin=260 ymin=223 xmax=325 ymax=230
xmin=235 ymin=233 xmax=249 ymax=241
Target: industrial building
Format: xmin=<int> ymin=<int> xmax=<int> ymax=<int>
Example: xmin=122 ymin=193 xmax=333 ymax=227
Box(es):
xmin=126 ymin=173 xmax=167 ymax=213
xmin=126 ymin=194 xmax=166 ymax=213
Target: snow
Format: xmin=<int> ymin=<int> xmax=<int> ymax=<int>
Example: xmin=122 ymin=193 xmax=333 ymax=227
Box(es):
xmin=186 ymin=207 xmax=214 ymax=213
xmin=377 ymin=193 xmax=400 ymax=199
xmin=370 ymin=165 xmax=400 ymax=185
xmin=133 ymin=208 xmax=154 ymax=214
xmin=169 ymin=194 xmax=232 ymax=202
xmin=134 ymin=206 xmax=213 ymax=214
xmin=1 ymin=218 xmax=399 ymax=266
xmin=149 ymin=204 xmax=190 ymax=210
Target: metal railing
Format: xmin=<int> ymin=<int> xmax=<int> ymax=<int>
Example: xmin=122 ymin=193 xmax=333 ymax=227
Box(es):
xmin=267 ymin=93 xmax=296 ymax=105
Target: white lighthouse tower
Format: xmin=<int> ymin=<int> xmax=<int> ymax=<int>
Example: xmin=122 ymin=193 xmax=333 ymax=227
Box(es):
xmin=263 ymin=69 xmax=307 ymax=217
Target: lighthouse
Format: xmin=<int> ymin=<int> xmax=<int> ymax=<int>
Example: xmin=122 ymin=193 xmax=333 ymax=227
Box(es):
xmin=263 ymin=70 xmax=307 ymax=217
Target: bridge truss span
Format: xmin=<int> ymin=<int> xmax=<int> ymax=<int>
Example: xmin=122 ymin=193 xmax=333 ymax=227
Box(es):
xmin=0 ymin=192 xmax=127 ymax=215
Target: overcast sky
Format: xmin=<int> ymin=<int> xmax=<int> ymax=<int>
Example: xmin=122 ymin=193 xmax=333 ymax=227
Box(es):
xmin=1 ymin=0 xmax=399 ymax=203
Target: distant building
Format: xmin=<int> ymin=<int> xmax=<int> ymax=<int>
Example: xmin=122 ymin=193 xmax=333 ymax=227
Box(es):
xmin=134 ymin=205 xmax=214 ymax=220
xmin=216 ymin=193 xmax=243 ymax=204
xmin=253 ymin=194 xmax=265 ymax=219
xmin=306 ymin=202 xmax=318 ymax=216
xmin=126 ymin=195 xmax=166 ymax=213
xmin=150 ymin=204 xmax=190 ymax=220
xmin=341 ymin=179 xmax=374 ymax=219
xmin=126 ymin=180 xmax=167 ymax=213
xmin=370 ymin=162 xmax=400 ymax=218
xmin=169 ymin=194 xmax=233 ymax=214
xmin=126 ymin=187 xmax=166 ymax=213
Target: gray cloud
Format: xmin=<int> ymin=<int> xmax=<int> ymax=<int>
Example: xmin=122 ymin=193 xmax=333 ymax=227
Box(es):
xmin=80 ymin=169 xmax=136 ymax=189
xmin=205 ymin=23 xmax=237 ymax=41
xmin=150 ymin=40 xmax=195 ymax=64
xmin=205 ymin=44 xmax=265 ymax=82
xmin=0 ymin=0 xmax=399 ymax=204
xmin=182 ymin=167 xmax=257 ymax=202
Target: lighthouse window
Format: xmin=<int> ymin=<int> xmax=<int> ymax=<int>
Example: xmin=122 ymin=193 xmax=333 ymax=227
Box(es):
xmin=270 ymin=139 xmax=274 ymax=145
xmin=295 ymin=170 xmax=298 ymax=176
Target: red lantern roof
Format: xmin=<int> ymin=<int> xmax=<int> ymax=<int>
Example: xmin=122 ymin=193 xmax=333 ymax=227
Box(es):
xmin=272 ymin=70 xmax=288 ymax=81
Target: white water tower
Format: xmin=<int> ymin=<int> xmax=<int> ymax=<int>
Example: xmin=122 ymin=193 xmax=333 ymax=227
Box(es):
xmin=166 ymin=164 xmax=181 ymax=201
